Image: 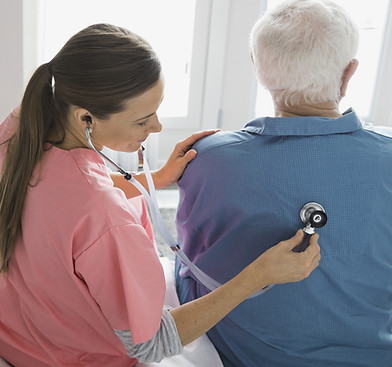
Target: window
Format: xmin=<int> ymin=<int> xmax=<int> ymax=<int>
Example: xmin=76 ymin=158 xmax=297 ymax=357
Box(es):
xmin=32 ymin=0 xmax=200 ymax=121
xmin=254 ymin=0 xmax=390 ymax=119
xmin=24 ymin=0 xmax=212 ymax=168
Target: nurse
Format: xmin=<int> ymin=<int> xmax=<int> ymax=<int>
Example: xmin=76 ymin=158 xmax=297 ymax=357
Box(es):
xmin=0 ymin=24 xmax=321 ymax=366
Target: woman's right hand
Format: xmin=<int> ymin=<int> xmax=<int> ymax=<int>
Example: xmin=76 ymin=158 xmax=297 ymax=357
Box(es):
xmin=170 ymin=230 xmax=320 ymax=346
xmin=245 ymin=230 xmax=321 ymax=294
xmin=152 ymin=129 xmax=220 ymax=189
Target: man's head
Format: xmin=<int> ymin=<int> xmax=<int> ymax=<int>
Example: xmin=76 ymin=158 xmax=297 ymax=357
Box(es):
xmin=250 ymin=0 xmax=359 ymax=106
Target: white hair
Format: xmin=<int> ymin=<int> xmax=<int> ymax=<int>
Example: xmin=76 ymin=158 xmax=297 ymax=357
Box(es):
xmin=250 ymin=0 xmax=359 ymax=105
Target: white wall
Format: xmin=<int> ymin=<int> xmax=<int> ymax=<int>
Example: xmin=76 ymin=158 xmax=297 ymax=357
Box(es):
xmin=370 ymin=1 xmax=392 ymax=125
xmin=218 ymin=0 xmax=264 ymax=131
xmin=0 ymin=0 xmax=24 ymax=121
xmin=158 ymin=0 xmax=264 ymax=161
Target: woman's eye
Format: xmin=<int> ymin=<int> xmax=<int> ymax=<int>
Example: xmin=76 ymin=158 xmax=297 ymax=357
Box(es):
xmin=138 ymin=120 xmax=149 ymax=127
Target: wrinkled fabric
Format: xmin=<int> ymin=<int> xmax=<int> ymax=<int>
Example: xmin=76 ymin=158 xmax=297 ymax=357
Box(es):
xmin=115 ymin=308 xmax=182 ymax=363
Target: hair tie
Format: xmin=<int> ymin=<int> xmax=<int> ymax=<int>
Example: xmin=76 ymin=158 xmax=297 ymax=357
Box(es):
xmin=47 ymin=63 xmax=55 ymax=96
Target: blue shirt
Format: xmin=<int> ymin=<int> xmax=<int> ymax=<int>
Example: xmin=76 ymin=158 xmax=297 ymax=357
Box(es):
xmin=175 ymin=110 xmax=392 ymax=367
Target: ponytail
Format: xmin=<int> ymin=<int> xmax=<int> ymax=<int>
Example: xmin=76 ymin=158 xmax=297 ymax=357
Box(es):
xmin=0 ymin=23 xmax=161 ymax=274
xmin=0 ymin=63 xmax=62 ymax=274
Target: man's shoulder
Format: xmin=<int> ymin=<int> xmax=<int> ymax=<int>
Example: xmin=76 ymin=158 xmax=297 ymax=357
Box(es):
xmin=192 ymin=130 xmax=253 ymax=154
xmin=364 ymin=124 xmax=392 ymax=139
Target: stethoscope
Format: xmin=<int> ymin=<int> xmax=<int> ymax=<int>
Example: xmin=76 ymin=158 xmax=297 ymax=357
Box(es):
xmin=85 ymin=120 xmax=221 ymax=292
xmin=85 ymin=120 xmax=327 ymax=297
xmin=257 ymin=202 xmax=327 ymax=293
xmin=294 ymin=202 xmax=327 ymax=252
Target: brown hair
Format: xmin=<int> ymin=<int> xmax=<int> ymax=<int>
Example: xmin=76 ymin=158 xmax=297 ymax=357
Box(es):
xmin=0 ymin=23 xmax=161 ymax=274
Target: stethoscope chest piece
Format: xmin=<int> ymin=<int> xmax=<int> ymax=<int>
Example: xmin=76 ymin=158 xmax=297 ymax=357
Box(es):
xmin=294 ymin=202 xmax=327 ymax=252
xmin=300 ymin=202 xmax=328 ymax=229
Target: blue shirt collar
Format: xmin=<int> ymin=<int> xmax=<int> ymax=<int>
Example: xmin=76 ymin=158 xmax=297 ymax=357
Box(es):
xmin=242 ymin=108 xmax=363 ymax=136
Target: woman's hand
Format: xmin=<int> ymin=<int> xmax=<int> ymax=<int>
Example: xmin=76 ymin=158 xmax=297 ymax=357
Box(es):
xmin=170 ymin=230 xmax=321 ymax=346
xmin=152 ymin=129 xmax=220 ymax=189
xmin=245 ymin=230 xmax=321 ymax=294
xmin=111 ymin=129 xmax=219 ymax=198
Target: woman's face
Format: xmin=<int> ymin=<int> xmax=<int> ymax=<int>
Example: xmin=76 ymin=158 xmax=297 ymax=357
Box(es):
xmin=91 ymin=76 xmax=164 ymax=153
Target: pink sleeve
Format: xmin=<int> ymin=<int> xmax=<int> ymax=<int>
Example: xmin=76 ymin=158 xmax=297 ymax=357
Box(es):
xmin=127 ymin=196 xmax=154 ymax=243
xmin=74 ymin=223 xmax=166 ymax=344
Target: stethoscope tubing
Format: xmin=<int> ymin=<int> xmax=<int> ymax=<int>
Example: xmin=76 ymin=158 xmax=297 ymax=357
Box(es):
xmin=85 ymin=127 xmax=269 ymax=297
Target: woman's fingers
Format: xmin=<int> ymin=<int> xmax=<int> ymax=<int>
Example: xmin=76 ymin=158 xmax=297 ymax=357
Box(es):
xmin=153 ymin=129 xmax=220 ymax=188
xmin=281 ymin=230 xmax=321 ymax=260
xmin=258 ymin=231 xmax=322 ymax=286
xmin=306 ymin=233 xmax=322 ymax=265
xmin=175 ymin=129 xmax=220 ymax=155
xmin=279 ymin=229 xmax=304 ymax=250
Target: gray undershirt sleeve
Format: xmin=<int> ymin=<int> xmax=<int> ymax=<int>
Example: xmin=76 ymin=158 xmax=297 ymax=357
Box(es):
xmin=114 ymin=307 xmax=183 ymax=363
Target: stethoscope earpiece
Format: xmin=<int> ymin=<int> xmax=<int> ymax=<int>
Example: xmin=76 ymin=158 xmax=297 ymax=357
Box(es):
xmin=84 ymin=114 xmax=93 ymax=124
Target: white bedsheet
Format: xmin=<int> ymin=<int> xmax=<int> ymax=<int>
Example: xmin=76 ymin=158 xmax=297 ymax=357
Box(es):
xmin=0 ymin=358 xmax=11 ymax=367
xmin=136 ymin=257 xmax=223 ymax=367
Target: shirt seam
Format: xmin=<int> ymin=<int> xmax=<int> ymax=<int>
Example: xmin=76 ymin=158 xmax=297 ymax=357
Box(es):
xmin=195 ymin=132 xmax=257 ymax=156
xmin=74 ymin=222 xmax=142 ymax=262
xmin=67 ymin=151 xmax=116 ymax=229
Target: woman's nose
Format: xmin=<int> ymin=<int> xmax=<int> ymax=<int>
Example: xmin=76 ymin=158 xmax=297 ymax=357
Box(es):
xmin=148 ymin=115 xmax=162 ymax=133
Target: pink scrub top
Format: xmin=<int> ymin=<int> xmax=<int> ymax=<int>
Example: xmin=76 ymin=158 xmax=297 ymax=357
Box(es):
xmin=0 ymin=110 xmax=166 ymax=366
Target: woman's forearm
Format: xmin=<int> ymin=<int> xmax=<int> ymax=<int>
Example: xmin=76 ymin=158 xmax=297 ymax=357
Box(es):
xmin=170 ymin=231 xmax=320 ymax=346
xmin=169 ymin=263 xmax=264 ymax=346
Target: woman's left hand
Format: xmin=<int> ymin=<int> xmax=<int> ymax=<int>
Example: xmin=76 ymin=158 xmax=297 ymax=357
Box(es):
xmin=152 ymin=129 xmax=220 ymax=189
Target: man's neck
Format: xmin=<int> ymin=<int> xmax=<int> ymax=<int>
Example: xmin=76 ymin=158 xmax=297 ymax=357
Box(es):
xmin=274 ymin=100 xmax=342 ymax=119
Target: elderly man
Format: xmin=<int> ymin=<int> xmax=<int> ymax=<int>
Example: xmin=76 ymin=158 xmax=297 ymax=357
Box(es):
xmin=175 ymin=0 xmax=392 ymax=366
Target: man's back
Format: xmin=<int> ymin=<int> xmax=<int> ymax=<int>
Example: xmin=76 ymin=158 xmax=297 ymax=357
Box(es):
xmin=175 ymin=110 xmax=392 ymax=367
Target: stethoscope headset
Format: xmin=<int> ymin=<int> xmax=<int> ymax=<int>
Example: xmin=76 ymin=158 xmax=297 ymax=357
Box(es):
xmin=84 ymin=116 xmax=327 ymax=297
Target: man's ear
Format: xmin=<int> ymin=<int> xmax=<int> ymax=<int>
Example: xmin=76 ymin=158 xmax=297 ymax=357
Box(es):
xmin=250 ymin=52 xmax=257 ymax=73
xmin=340 ymin=58 xmax=358 ymax=99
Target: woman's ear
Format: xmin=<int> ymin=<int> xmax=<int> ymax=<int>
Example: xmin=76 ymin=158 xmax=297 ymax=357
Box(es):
xmin=340 ymin=58 xmax=359 ymax=99
xmin=72 ymin=107 xmax=92 ymax=129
